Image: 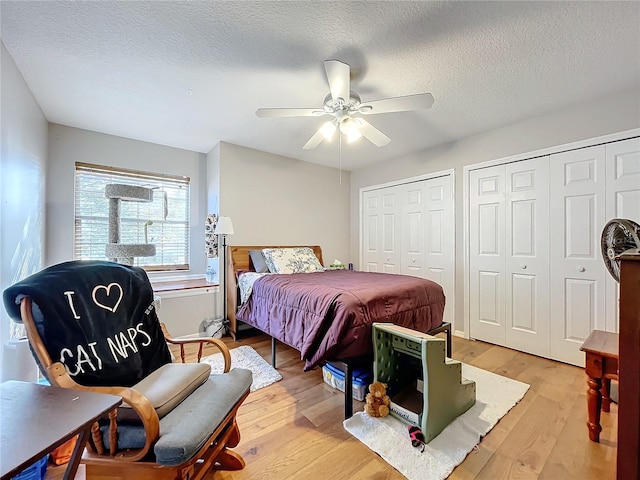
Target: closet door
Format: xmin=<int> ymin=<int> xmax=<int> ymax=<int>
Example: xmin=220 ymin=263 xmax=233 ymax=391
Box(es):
xmin=550 ymin=145 xmax=606 ymax=366
xmin=423 ymin=176 xmax=455 ymax=326
xmin=401 ymin=181 xmax=426 ymax=277
xmin=362 ymin=189 xmax=383 ymax=272
xmin=504 ymin=157 xmax=550 ymax=357
xmin=469 ymin=165 xmax=506 ymax=345
xmin=605 ymin=138 xmax=640 ymax=331
xmin=362 ymin=174 xmax=455 ymax=325
xmin=362 ymin=186 xmax=401 ymax=273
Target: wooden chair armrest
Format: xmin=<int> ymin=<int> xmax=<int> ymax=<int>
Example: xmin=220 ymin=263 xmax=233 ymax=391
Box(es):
xmin=45 ymin=362 xmax=160 ymax=461
xmin=161 ymin=323 xmax=231 ymax=371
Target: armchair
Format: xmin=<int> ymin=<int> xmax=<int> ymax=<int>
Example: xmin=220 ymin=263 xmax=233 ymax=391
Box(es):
xmin=3 ymin=260 xmax=252 ymax=480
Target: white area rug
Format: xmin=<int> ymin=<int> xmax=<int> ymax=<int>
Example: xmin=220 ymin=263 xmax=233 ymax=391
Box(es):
xmin=201 ymin=345 xmax=282 ymax=392
xmin=343 ymin=364 xmax=529 ymax=480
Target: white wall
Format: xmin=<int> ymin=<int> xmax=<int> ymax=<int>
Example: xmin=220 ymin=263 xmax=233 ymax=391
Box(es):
xmin=219 ymin=142 xmax=351 ymax=265
xmin=0 ymin=41 xmax=48 ymax=379
xmin=46 ymin=124 xmax=208 ymax=278
xmin=350 ymin=88 xmax=640 ymax=334
xmin=206 ymin=143 xmax=221 ymax=280
xmin=46 ymin=126 xmax=211 ymax=336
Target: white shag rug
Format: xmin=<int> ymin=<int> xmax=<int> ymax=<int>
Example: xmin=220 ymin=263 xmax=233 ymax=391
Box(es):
xmin=201 ymin=345 xmax=282 ymax=392
xmin=343 ymin=364 xmax=529 ymax=480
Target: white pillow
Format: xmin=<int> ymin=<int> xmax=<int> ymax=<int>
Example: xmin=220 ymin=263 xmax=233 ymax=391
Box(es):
xmin=262 ymin=247 xmax=324 ymax=274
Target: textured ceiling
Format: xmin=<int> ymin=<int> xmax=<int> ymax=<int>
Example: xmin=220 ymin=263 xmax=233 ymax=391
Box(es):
xmin=1 ymin=1 xmax=639 ymax=170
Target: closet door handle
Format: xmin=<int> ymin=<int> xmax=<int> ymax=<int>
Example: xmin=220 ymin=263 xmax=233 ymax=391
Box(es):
xmin=520 ymin=264 xmax=527 ymax=270
xmin=577 ymin=266 xmax=585 ymax=272
xmin=412 ymin=258 xmax=417 ymax=263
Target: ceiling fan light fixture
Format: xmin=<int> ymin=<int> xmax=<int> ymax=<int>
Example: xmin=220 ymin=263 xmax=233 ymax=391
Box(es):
xmin=319 ymin=121 xmax=337 ymax=141
xmin=339 ymin=116 xmax=356 ymax=134
xmin=346 ymin=129 xmax=362 ymax=143
xmin=340 ymin=117 xmax=362 ymax=143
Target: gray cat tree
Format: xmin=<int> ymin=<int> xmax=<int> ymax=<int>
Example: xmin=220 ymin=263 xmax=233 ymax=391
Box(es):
xmin=105 ymin=184 xmax=156 ymax=265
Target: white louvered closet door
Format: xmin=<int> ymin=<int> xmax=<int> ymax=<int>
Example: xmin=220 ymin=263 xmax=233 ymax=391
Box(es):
xmin=550 ymin=145 xmax=607 ymax=366
xmin=604 ymin=137 xmax=640 ymax=332
xmin=469 ymin=165 xmax=506 ymax=346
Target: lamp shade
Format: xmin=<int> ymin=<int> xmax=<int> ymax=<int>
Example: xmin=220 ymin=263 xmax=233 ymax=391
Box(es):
xmin=214 ymin=216 xmax=234 ymax=235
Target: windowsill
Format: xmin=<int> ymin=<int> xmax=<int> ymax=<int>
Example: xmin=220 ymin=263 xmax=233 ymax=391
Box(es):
xmin=147 ymin=272 xmax=202 ymax=283
xmin=152 ymin=278 xmax=219 ymax=293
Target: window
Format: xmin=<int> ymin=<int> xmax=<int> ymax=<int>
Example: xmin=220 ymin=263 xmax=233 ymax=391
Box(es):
xmin=74 ymin=162 xmax=190 ymax=271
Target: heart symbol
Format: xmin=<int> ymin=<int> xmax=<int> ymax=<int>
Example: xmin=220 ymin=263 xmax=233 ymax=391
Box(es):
xmin=92 ymin=283 xmax=123 ymax=313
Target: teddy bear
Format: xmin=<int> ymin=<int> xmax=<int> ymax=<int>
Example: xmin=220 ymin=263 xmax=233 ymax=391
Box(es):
xmin=365 ymin=381 xmax=390 ymax=417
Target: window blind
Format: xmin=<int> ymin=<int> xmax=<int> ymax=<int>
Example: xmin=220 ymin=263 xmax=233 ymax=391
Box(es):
xmin=74 ymin=162 xmax=191 ymax=271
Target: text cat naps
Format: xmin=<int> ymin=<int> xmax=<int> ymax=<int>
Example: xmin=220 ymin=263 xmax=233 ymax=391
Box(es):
xmin=3 ymin=261 xmax=171 ymax=387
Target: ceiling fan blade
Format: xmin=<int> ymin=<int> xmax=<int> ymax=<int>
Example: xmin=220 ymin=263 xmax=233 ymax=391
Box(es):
xmin=324 ymin=60 xmax=350 ymax=102
xmin=256 ymin=108 xmax=325 ymax=118
xmin=360 ymin=93 xmax=434 ymax=115
xmin=303 ymin=129 xmax=327 ymax=150
xmin=355 ymin=118 xmax=391 ymax=147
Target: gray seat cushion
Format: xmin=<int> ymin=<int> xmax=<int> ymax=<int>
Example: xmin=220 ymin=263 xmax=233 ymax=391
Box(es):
xmin=155 ymin=368 xmax=252 ymax=465
xmin=101 ymin=368 xmax=253 ymax=466
xmin=129 ymin=362 xmax=211 ymax=418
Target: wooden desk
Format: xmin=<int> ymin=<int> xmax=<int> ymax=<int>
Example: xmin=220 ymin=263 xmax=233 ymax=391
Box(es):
xmin=0 ymin=381 xmax=121 ymax=480
xmin=580 ymin=330 xmax=619 ymax=443
xmin=617 ymin=253 xmax=640 ymax=480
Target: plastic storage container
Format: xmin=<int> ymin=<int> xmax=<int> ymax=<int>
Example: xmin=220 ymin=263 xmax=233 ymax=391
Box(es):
xmin=12 ymin=454 xmax=48 ymax=480
xmin=321 ymin=363 xmax=372 ymax=401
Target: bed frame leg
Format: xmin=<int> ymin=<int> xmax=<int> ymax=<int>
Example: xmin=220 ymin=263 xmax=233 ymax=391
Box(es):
xmin=327 ymin=361 xmax=354 ymax=419
xmin=271 ymin=336 xmax=277 ymax=369
xmin=426 ymin=322 xmax=452 ymax=358
xmin=344 ymin=362 xmax=353 ymax=419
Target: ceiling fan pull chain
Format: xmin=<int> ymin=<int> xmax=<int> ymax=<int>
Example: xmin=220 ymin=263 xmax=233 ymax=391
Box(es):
xmin=339 ymin=132 xmax=343 ymax=185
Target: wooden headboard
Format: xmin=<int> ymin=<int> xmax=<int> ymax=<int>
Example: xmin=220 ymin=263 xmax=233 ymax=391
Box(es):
xmin=225 ymin=245 xmax=324 ymax=339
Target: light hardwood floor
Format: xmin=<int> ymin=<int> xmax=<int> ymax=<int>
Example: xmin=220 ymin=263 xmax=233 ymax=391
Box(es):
xmin=48 ymin=333 xmax=618 ymax=479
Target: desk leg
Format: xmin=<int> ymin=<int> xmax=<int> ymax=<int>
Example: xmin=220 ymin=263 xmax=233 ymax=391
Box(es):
xmin=63 ymin=428 xmax=90 ymax=480
xmin=586 ymin=376 xmax=603 ymax=443
xmin=601 ymin=378 xmax=611 ymax=413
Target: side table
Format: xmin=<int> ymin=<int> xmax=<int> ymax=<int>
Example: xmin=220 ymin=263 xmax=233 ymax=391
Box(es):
xmin=579 ymin=330 xmax=619 ymax=443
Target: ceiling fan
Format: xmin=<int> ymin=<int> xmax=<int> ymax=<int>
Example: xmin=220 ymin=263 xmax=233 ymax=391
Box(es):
xmin=255 ymin=60 xmax=434 ymax=150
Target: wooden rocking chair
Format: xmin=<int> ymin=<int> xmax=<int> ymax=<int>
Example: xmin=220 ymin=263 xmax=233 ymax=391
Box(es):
xmin=3 ymin=260 xmax=252 ymax=480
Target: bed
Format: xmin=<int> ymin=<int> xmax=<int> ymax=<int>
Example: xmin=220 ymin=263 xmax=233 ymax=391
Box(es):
xmin=225 ymin=245 xmax=447 ymax=415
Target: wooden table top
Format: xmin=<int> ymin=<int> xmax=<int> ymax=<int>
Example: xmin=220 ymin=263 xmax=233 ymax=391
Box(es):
xmin=580 ymin=330 xmax=619 ymax=359
xmin=0 ymin=381 xmax=121 ymax=479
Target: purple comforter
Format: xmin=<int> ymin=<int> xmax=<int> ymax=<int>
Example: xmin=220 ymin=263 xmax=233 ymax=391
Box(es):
xmin=236 ymin=270 xmax=445 ymax=370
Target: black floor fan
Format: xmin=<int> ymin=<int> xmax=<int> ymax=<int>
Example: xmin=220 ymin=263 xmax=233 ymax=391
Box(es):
xmin=601 ymin=218 xmax=640 ymax=282
xmin=599 ymin=218 xmax=640 ymax=404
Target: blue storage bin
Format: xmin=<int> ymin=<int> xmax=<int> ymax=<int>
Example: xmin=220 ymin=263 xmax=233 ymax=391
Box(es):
xmin=12 ymin=454 xmax=48 ymax=480
xmin=322 ymin=363 xmax=372 ymax=401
